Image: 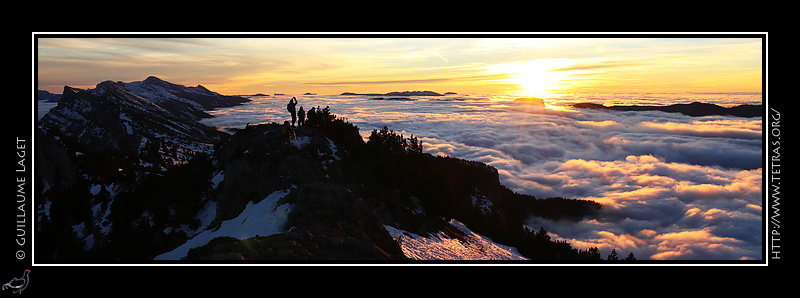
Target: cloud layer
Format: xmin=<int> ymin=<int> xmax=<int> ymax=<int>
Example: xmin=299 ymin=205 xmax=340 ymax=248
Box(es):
xmin=199 ymin=94 xmax=763 ymax=260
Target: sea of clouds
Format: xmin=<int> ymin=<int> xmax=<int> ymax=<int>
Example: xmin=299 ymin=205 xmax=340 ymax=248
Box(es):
xmin=196 ymin=93 xmax=764 ymax=261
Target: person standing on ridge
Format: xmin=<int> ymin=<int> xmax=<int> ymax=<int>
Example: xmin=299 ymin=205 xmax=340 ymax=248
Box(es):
xmin=281 ymin=121 xmax=296 ymax=145
xmin=298 ymin=106 xmax=306 ymax=126
xmin=306 ymin=106 xmax=317 ymax=126
xmin=287 ymin=97 xmax=298 ymax=126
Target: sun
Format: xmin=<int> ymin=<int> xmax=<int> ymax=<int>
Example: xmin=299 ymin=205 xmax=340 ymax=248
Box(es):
xmin=511 ymin=71 xmax=565 ymax=98
xmin=490 ymin=59 xmax=576 ymax=98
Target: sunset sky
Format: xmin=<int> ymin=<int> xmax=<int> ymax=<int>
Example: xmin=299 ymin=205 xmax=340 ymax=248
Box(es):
xmin=35 ymin=34 xmax=764 ymax=98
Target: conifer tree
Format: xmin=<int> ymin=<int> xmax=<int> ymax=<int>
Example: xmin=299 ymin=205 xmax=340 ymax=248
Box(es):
xmin=607 ymin=248 xmax=619 ymax=261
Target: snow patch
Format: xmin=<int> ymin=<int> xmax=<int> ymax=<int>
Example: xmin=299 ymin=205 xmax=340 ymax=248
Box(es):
xmin=120 ymin=112 xmax=134 ymax=134
xmin=210 ymin=171 xmax=224 ymax=189
xmin=154 ymin=187 xmax=294 ymax=260
xmin=83 ymin=234 xmax=95 ymax=251
xmin=472 ymin=195 xmax=493 ymax=214
xmin=194 ymin=200 xmax=217 ymax=235
xmin=291 ymin=136 xmax=312 ymax=148
xmin=89 ymin=184 xmax=102 ymax=196
xmin=72 ymin=222 xmax=96 ymax=251
xmin=72 ymin=222 xmax=86 ymax=239
xmin=37 ymin=200 xmax=52 ymax=224
xmin=327 ymin=138 xmax=340 ymax=160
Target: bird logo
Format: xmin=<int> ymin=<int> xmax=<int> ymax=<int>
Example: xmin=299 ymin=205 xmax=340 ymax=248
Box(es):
xmin=2 ymin=269 xmax=30 ymax=294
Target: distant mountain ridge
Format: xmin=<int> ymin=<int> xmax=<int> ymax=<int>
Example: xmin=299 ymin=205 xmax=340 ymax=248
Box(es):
xmin=572 ymin=101 xmax=762 ymax=117
xmin=37 ymin=90 xmax=61 ymax=102
xmin=341 ymin=91 xmax=444 ymax=96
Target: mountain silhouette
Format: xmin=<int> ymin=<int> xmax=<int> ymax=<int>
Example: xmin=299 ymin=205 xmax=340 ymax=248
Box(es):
xmin=36 ymin=77 xmax=611 ymax=262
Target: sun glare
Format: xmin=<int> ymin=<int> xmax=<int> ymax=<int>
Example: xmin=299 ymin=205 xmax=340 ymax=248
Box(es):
xmin=491 ymin=59 xmax=577 ymax=98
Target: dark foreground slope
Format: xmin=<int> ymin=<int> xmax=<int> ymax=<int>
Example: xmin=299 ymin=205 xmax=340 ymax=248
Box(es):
xmin=36 ymin=78 xmax=607 ymax=262
xmin=182 ymin=117 xmax=604 ymax=261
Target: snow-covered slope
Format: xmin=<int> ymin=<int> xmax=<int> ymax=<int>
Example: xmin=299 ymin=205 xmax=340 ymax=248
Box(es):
xmin=155 ymin=187 xmax=294 ymax=260
xmin=386 ymin=220 xmax=528 ymax=260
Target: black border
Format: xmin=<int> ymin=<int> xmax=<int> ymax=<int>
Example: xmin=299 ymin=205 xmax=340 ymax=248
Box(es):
xmin=20 ymin=32 xmax=774 ymax=294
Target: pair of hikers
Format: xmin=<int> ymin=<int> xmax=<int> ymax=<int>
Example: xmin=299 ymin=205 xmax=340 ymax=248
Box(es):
xmin=287 ymin=97 xmax=306 ymax=127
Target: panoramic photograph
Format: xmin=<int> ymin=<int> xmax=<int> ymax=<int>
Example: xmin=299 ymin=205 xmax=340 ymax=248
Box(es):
xmin=33 ymin=34 xmax=765 ymax=263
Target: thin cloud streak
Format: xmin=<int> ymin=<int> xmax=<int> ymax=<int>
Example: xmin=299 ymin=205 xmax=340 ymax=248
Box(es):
xmin=305 ymin=73 xmax=510 ymax=86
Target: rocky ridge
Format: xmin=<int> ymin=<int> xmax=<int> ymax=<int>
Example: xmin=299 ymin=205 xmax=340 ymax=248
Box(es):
xmin=36 ymin=77 xmax=606 ymax=262
xmin=572 ymin=101 xmax=762 ymax=117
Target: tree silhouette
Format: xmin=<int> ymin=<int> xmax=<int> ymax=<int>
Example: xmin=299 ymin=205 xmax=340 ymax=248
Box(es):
xmin=367 ymin=126 xmax=423 ymax=155
xmin=607 ymin=248 xmax=619 ymax=261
